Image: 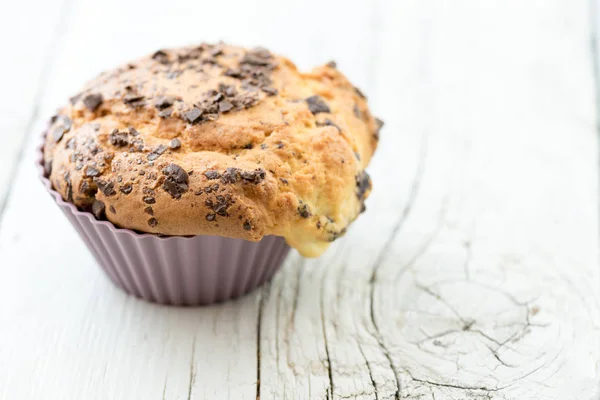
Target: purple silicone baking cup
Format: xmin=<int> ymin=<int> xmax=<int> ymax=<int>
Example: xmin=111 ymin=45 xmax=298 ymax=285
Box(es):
xmin=36 ymin=137 xmax=290 ymax=306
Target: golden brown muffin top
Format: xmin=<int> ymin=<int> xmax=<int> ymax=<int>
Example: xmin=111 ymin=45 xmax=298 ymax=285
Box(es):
xmin=43 ymin=43 xmax=381 ymax=257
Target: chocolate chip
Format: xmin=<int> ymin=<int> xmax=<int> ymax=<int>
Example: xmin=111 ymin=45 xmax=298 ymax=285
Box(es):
xmin=183 ymin=107 xmax=203 ymax=124
xmin=51 ymin=116 xmax=72 ymax=143
xmin=152 ymin=50 xmax=169 ymax=64
xmin=65 ymin=137 xmax=76 ymax=149
xmin=326 ymin=61 xmax=337 ymax=68
xmin=158 ymin=108 xmax=173 ymax=118
xmin=354 ymin=152 xmax=361 ymax=161
xmin=298 ymin=202 xmax=311 ymax=218
xmin=306 ymin=95 xmax=330 ymax=115
xmin=128 ymin=127 xmax=140 ymax=136
xmin=316 ymin=119 xmax=341 ymax=132
xmin=109 ymin=205 xmax=116 ymax=214
xmin=221 ymin=167 xmax=241 ymax=184
xmin=85 ymin=166 xmax=101 ymax=178
xmin=219 ymin=83 xmax=237 ymax=97
xmin=83 ymin=94 xmax=103 ymax=112
xmin=169 ymin=138 xmax=181 ymax=149
xmin=69 ymin=93 xmax=82 ymax=105
xmin=240 ymin=168 xmax=266 ymax=184
xmin=204 ymin=170 xmax=221 ymax=180
xmin=148 ymin=218 xmax=158 ymax=227
xmin=261 ymin=86 xmax=278 ymax=96
xmin=94 ymin=178 xmax=116 ymax=196
xmin=374 ymin=117 xmax=384 ymax=139
xmin=354 ymin=86 xmax=366 ymax=99
xmin=120 ymin=184 xmax=133 ymax=195
xmin=206 ymin=213 xmax=216 ymax=221
xmin=218 ymin=100 xmax=234 ymax=113
xmin=92 ymin=201 xmax=106 ymax=219
xmin=243 ymin=221 xmax=252 ymax=231
xmin=353 ymin=103 xmax=362 ymax=119
xmin=154 ymin=96 xmax=174 ymax=110
xmin=316 ymin=220 xmax=322 ymax=229
xmin=148 ymin=145 xmax=168 ymax=161
xmin=356 ymin=171 xmax=371 ymax=200
xmin=109 ymin=129 xmax=129 ymax=147
xmin=123 ymin=94 xmax=145 ymax=107
xmin=144 ymin=207 xmax=154 ymax=215
xmin=279 ymin=178 xmax=288 ymax=185
xmin=143 ymin=196 xmax=156 ymax=204
xmin=162 ymin=163 xmax=189 ymax=199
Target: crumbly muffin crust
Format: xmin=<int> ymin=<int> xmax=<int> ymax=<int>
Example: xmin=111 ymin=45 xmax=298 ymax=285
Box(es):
xmin=43 ymin=43 xmax=381 ymax=257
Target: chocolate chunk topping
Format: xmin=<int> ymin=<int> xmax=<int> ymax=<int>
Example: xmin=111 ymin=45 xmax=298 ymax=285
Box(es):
xmin=353 ymin=103 xmax=362 ymax=119
xmin=204 ymin=170 xmax=221 ymax=180
xmin=306 ymin=95 xmax=330 ymax=114
xmin=374 ymin=117 xmax=384 ymax=139
xmin=162 ymin=163 xmax=189 ymax=199
xmin=355 ymin=171 xmax=371 ymax=200
xmin=83 ymin=94 xmax=103 ymax=112
xmin=158 ymin=108 xmax=173 ymax=118
xmin=221 ymin=167 xmax=241 ymax=184
xmin=109 ymin=205 xmax=116 ymax=214
xmin=169 ymin=138 xmax=181 ymax=149
xmin=144 ymin=207 xmax=154 ymax=216
xmin=109 ymin=129 xmax=129 ymax=147
xmin=298 ymin=202 xmax=311 ymax=218
xmin=85 ymin=166 xmax=101 ymax=178
xmin=354 ymin=86 xmax=366 ymax=99
xmin=123 ymin=94 xmax=145 ymax=107
xmin=51 ymin=116 xmax=72 ymax=143
xmin=183 ymin=107 xmax=203 ymax=124
xmin=148 ymin=145 xmax=168 ymax=161
xmin=94 ymin=178 xmax=116 ymax=196
xmin=148 ymin=218 xmax=158 ymax=227
xmin=152 ymin=50 xmax=169 ymax=64
xmin=316 ymin=119 xmax=341 ymax=132
xmin=205 ymin=213 xmax=216 ymax=222
xmin=92 ymin=201 xmax=106 ymax=219
xmin=243 ymin=221 xmax=252 ymax=231
xmin=219 ymin=83 xmax=237 ymax=97
xmin=128 ymin=127 xmax=140 ymax=136
xmin=261 ymin=86 xmax=278 ymax=96
xmin=218 ymin=100 xmax=234 ymax=113
xmin=143 ymin=196 xmax=156 ymax=204
xmin=120 ymin=184 xmax=133 ymax=195
xmin=240 ymin=168 xmax=266 ymax=184
xmin=154 ymin=96 xmax=174 ymax=110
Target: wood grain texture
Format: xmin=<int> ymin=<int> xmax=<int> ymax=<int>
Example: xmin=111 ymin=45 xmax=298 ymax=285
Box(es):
xmin=0 ymin=0 xmax=599 ymax=399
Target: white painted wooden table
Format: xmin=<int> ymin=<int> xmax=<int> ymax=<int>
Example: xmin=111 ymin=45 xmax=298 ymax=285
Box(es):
xmin=1 ymin=1 xmax=599 ymax=399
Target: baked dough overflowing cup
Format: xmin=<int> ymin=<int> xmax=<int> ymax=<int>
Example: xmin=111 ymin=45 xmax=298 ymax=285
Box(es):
xmin=38 ymin=43 xmax=382 ymax=305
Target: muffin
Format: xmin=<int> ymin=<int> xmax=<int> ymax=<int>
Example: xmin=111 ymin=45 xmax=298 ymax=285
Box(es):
xmin=39 ymin=43 xmax=382 ymax=305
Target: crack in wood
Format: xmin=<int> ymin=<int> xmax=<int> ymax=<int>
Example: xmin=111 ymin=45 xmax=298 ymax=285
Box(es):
xmin=357 ymin=342 xmax=379 ymax=400
xmin=256 ymin=285 xmax=269 ymax=400
xmin=320 ymin=269 xmax=335 ymax=399
xmin=187 ymin=336 xmax=196 ymax=400
xmin=366 ymin=127 xmax=430 ymax=400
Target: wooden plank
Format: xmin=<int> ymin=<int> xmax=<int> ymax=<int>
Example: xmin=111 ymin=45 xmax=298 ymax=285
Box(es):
xmin=258 ymin=0 xmax=600 ymax=399
xmin=0 ymin=0 xmax=598 ymax=399
xmin=0 ymin=0 xmax=72 ymax=220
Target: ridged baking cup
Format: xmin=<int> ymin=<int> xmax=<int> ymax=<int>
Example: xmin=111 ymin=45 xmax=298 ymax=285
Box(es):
xmin=37 ymin=138 xmax=290 ymax=306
